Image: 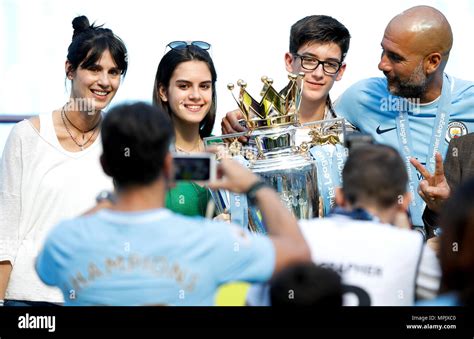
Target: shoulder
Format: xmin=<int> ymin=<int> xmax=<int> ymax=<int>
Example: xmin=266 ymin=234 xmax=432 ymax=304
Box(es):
xmin=10 ymin=119 xmax=38 ymax=137
xmin=338 ymin=77 xmax=387 ymax=100
xmin=28 ymin=116 xmax=40 ymax=132
xmin=3 ymin=119 xmax=38 ymax=152
xmin=448 ymin=75 xmax=474 ymax=104
xmin=45 ymin=215 xmax=94 ymax=248
xmin=335 ymin=78 xmax=388 ymax=120
xmin=450 ymin=75 xmax=474 ymax=93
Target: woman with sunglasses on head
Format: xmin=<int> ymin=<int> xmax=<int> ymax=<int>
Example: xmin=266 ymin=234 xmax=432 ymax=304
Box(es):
xmin=152 ymin=41 xmax=216 ymax=217
xmin=0 ymin=16 xmax=127 ymax=306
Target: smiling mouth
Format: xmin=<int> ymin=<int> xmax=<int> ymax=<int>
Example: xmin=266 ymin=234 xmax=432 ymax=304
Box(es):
xmin=306 ymin=81 xmax=325 ymax=87
xmin=91 ymin=89 xmax=110 ymax=97
xmin=184 ymin=104 xmax=204 ymax=112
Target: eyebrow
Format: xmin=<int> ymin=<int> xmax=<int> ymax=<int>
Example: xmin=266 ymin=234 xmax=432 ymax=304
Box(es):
xmin=300 ymin=53 xmax=341 ymax=62
xmin=381 ymin=44 xmax=405 ymax=61
xmin=175 ymin=80 xmax=212 ymax=84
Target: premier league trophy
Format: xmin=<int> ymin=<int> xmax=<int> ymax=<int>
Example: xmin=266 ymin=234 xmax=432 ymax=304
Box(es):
xmin=205 ymin=73 xmax=347 ymax=233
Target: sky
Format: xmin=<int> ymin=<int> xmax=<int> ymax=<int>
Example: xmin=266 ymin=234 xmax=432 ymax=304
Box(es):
xmin=0 ymin=0 xmax=473 ymax=138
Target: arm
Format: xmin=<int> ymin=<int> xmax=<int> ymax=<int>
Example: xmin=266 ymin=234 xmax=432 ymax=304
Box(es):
xmin=208 ymin=159 xmax=311 ymax=275
xmin=0 ymin=123 xmax=26 ymax=299
xmin=0 ymin=262 xmax=12 ymax=300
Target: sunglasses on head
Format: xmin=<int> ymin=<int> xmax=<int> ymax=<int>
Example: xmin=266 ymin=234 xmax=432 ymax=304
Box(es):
xmin=167 ymin=41 xmax=211 ymax=51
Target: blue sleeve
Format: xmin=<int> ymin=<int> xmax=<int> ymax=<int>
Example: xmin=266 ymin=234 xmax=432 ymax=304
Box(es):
xmin=207 ymin=223 xmax=275 ymax=285
xmin=35 ymin=222 xmax=68 ymax=286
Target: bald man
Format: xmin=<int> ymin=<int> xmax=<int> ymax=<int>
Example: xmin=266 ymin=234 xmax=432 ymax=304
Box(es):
xmin=335 ymin=6 xmax=474 ymax=234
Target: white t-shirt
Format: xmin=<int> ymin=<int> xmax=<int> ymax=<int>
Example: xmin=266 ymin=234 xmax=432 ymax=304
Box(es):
xmin=247 ymin=214 xmax=441 ymax=306
xmin=0 ymin=113 xmax=112 ymax=302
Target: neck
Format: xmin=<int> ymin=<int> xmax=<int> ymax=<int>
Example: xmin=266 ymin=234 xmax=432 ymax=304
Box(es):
xmin=173 ymin=117 xmax=202 ymax=152
xmin=112 ymin=179 xmax=166 ymax=212
xmin=64 ymin=103 xmax=102 ymax=132
xmin=419 ymin=72 xmax=444 ymax=103
xmin=298 ymin=97 xmax=328 ymax=123
xmin=345 ymin=204 xmax=398 ymax=225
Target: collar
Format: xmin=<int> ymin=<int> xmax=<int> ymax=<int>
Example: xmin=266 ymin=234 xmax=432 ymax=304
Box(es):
xmin=330 ymin=207 xmax=379 ymax=222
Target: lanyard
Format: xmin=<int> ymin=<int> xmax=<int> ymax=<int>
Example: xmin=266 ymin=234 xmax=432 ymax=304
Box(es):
xmin=310 ymin=144 xmax=347 ymax=216
xmin=396 ymin=74 xmax=453 ymax=226
xmin=229 ymin=155 xmax=249 ymax=229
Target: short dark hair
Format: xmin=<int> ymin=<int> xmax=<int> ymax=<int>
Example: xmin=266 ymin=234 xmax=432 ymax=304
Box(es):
xmin=289 ymin=15 xmax=351 ymax=61
xmin=342 ymin=144 xmax=408 ymax=209
xmin=270 ymin=263 xmax=343 ymax=306
xmin=66 ymin=15 xmax=128 ymax=77
xmin=439 ymin=178 xmax=474 ymax=306
xmin=100 ymin=102 xmax=173 ymax=189
xmin=152 ymin=46 xmax=217 ymax=138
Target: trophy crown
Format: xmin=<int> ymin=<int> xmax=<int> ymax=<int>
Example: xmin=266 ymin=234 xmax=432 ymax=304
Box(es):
xmin=228 ymin=72 xmax=304 ymax=129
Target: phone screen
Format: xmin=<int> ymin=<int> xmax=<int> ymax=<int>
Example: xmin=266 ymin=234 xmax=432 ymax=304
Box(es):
xmin=173 ymin=156 xmax=212 ymax=181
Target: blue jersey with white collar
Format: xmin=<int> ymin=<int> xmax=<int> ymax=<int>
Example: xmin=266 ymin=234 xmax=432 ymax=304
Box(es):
xmin=335 ymin=74 xmax=474 ymax=226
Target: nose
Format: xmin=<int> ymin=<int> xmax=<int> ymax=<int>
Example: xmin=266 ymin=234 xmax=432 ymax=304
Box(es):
xmin=378 ymin=52 xmax=391 ymax=73
xmin=97 ymin=71 xmax=111 ymax=87
xmin=310 ymin=62 xmax=325 ymax=78
xmin=188 ymin=86 xmax=201 ymax=100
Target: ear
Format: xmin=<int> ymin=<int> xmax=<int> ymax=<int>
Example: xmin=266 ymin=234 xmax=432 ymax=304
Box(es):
xmin=335 ymin=63 xmax=347 ymax=81
xmin=398 ymin=192 xmax=412 ymax=211
xmin=425 ymin=52 xmax=442 ymax=75
xmin=65 ymin=60 xmax=74 ymax=80
xmin=158 ymin=85 xmax=168 ymax=102
xmin=335 ymin=187 xmax=346 ymax=207
xmin=284 ymin=52 xmax=295 ymax=73
xmin=162 ymin=152 xmax=173 ymax=181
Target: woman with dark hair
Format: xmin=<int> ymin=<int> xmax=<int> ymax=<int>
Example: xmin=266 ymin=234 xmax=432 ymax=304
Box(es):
xmin=152 ymin=41 xmax=217 ymax=217
xmin=0 ymin=15 xmax=128 ymax=306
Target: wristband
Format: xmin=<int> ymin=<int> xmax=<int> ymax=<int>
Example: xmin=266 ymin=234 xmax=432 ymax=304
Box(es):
xmin=246 ymin=181 xmax=269 ymax=205
xmin=0 ymin=300 xmax=4 ymax=306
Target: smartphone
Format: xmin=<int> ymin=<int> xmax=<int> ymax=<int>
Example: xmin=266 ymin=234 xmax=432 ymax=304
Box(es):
xmin=172 ymin=153 xmax=216 ymax=182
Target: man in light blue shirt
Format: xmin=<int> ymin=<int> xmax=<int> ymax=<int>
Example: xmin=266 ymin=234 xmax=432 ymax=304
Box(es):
xmin=35 ymin=102 xmax=310 ymax=306
xmin=335 ymin=6 xmax=474 ymax=231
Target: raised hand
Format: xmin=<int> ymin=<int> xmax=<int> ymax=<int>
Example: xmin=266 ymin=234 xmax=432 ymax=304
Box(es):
xmin=410 ymin=152 xmax=451 ymax=213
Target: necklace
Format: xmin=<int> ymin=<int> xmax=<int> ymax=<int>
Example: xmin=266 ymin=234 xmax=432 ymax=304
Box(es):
xmin=63 ymin=108 xmax=100 ymax=133
xmin=61 ymin=106 xmax=101 ymax=151
xmin=175 ymin=139 xmax=204 ymax=154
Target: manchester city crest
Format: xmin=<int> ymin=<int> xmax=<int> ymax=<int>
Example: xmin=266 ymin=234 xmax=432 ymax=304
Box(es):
xmin=446 ymin=121 xmax=468 ymax=142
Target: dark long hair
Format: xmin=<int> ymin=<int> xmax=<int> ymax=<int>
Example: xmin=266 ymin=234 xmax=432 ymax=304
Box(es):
xmin=152 ymin=46 xmax=217 ymax=138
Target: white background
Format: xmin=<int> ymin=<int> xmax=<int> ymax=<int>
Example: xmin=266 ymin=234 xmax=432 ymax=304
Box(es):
xmin=1 ymin=0 xmax=473 ymax=136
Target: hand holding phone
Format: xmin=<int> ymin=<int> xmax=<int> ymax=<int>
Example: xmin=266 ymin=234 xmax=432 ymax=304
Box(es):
xmin=172 ymin=153 xmax=216 ymax=182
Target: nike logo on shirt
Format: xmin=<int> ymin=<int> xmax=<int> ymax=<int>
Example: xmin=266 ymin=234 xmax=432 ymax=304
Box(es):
xmin=376 ymin=125 xmax=397 ymax=134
